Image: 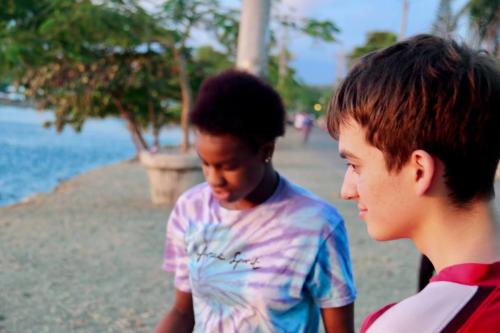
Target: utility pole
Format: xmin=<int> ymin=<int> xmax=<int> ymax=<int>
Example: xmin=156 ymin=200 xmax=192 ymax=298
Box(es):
xmin=236 ymin=0 xmax=272 ymax=78
xmin=336 ymin=48 xmax=346 ymax=84
xmin=399 ymin=0 xmax=409 ymax=41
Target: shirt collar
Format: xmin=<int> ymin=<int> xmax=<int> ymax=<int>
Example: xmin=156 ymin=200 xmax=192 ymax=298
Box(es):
xmin=431 ymin=261 xmax=500 ymax=286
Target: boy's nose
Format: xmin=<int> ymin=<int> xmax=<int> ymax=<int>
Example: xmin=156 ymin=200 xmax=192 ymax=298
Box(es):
xmin=340 ymin=170 xmax=358 ymax=201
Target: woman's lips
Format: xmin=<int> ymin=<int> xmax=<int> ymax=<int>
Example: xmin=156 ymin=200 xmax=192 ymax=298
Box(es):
xmin=212 ymin=189 xmax=231 ymax=201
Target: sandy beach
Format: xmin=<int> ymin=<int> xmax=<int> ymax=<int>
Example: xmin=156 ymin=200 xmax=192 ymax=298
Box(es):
xmin=1 ymin=128 xmax=498 ymax=333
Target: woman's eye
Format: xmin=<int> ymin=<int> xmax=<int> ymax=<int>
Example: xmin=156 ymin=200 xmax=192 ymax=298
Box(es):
xmin=223 ymin=164 xmax=238 ymax=171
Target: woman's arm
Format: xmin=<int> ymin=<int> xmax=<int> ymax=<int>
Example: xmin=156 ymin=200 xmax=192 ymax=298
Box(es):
xmin=154 ymin=290 xmax=194 ymax=333
xmin=321 ymin=302 xmax=355 ymax=333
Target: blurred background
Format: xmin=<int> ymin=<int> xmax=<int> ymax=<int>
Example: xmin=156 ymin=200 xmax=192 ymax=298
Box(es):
xmin=0 ymin=1 xmax=498 ymax=332
xmin=0 ymin=0 xmax=497 ymax=206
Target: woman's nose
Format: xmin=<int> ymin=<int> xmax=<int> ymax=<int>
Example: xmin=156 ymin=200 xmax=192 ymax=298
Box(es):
xmin=205 ymin=166 xmax=225 ymax=187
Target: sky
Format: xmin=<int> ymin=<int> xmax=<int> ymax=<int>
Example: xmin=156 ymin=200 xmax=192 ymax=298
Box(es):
xmin=274 ymin=0 xmax=469 ymax=85
xmin=146 ymin=0 xmax=470 ymax=86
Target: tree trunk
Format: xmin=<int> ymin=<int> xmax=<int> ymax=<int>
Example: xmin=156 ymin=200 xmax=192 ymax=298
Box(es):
xmin=336 ymin=48 xmax=346 ymax=82
xmin=236 ymin=0 xmax=271 ymax=78
xmin=174 ymin=47 xmax=192 ymax=153
xmin=278 ymin=27 xmax=288 ymax=87
xmin=148 ymin=98 xmax=160 ymax=152
xmin=432 ymin=0 xmax=454 ymax=38
xmin=113 ymin=97 xmax=148 ymax=156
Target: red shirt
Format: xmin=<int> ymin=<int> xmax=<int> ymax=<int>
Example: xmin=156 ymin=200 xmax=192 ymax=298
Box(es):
xmin=361 ymin=262 xmax=500 ymax=333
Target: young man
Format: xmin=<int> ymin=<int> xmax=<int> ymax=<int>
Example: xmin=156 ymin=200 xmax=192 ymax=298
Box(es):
xmin=327 ymin=35 xmax=499 ymax=332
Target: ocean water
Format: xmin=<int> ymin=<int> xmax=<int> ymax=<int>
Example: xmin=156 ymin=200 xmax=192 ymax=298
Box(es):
xmin=0 ymin=105 xmax=180 ymax=207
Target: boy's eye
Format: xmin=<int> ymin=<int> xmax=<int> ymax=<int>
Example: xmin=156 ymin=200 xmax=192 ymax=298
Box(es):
xmin=347 ymin=163 xmax=359 ymax=172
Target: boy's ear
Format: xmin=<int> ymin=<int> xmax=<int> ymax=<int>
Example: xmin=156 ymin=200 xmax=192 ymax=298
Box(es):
xmin=410 ymin=150 xmax=436 ymax=197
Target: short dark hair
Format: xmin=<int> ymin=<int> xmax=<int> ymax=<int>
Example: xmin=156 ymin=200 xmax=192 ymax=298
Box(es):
xmin=190 ymin=69 xmax=286 ymax=150
xmin=328 ymin=34 xmax=500 ymax=205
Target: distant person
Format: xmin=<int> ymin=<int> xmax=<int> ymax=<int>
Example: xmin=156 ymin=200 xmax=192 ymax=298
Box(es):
xmin=294 ymin=111 xmax=305 ymax=130
xmin=327 ymin=35 xmax=499 ymax=332
xmin=154 ymin=70 xmax=356 ymax=333
xmin=294 ymin=111 xmax=314 ymax=144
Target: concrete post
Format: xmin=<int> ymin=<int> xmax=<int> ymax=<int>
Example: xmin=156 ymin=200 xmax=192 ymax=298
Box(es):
xmin=236 ymin=0 xmax=271 ymax=78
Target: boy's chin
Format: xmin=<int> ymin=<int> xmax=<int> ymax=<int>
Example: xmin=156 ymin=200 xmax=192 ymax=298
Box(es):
xmin=367 ymin=225 xmax=402 ymax=242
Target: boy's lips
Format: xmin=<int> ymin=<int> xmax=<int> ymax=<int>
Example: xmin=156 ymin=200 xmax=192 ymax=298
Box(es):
xmin=358 ymin=204 xmax=368 ymax=217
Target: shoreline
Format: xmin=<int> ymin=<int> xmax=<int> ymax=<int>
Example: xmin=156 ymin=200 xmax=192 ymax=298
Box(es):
xmin=0 ymin=104 xmax=140 ymax=209
xmin=0 ymin=158 xmax=136 ymax=210
xmin=0 ymin=97 xmax=35 ymax=108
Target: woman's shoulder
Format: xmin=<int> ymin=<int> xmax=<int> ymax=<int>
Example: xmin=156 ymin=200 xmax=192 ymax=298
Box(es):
xmin=279 ymin=176 xmax=343 ymax=225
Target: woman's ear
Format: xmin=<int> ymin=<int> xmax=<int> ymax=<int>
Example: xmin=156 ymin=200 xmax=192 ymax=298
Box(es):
xmin=260 ymin=141 xmax=276 ymax=163
xmin=410 ymin=150 xmax=436 ymax=197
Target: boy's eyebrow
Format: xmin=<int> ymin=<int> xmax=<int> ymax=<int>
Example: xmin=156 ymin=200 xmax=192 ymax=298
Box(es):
xmin=339 ymin=149 xmax=359 ymax=160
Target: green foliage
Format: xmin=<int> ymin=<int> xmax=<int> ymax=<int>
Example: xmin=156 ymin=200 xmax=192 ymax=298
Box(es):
xmin=0 ymin=0 xmax=53 ymax=75
xmin=267 ymin=54 xmax=301 ymax=110
xmin=457 ymin=0 xmax=499 ymax=56
xmin=349 ymin=31 xmax=398 ymax=66
xmin=268 ymin=14 xmax=339 ymax=112
xmin=300 ymin=19 xmax=340 ymax=42
xmin=295 ymin=85 xmax=332 ymax=118
xmin=190 ymin=45 xmax=234 ymax=97
xmin=211 ymin=9 xmax=240 ymax=57
xmin=161 ymin=0 xmax=238 ymax=53
xmin=0 ymin=0 xmax=342 ymax=153
xmin=267 ymin=54 xmax=331 ymax=116
xmin=0 ymin=0 xmax=185 ymax=153
xmin=22 ymin=50 xmax=180 ymax=131
xmin=159 ymin=0 xmax=241 ymax=150
xmin=462 ymin=0 xmax=498 ymax=38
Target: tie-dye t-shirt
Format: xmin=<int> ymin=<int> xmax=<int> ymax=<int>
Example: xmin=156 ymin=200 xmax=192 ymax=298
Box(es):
xmin=163 ymin=175 xmax=356 ymax=332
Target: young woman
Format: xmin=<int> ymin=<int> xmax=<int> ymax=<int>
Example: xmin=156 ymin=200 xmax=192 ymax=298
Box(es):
xmin=154 ymin=70 xmax=356 ymax=333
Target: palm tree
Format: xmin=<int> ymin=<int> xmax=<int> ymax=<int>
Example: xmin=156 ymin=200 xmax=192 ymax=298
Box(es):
xmin=432 ymin=0 xmax=455 ymax=38
xmin=457 ymin=0 xmax=499 ymax=57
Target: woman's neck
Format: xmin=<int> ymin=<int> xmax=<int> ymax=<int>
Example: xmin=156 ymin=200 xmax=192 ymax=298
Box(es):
xmin=225 ymin=166 xmax=279 ymax=210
